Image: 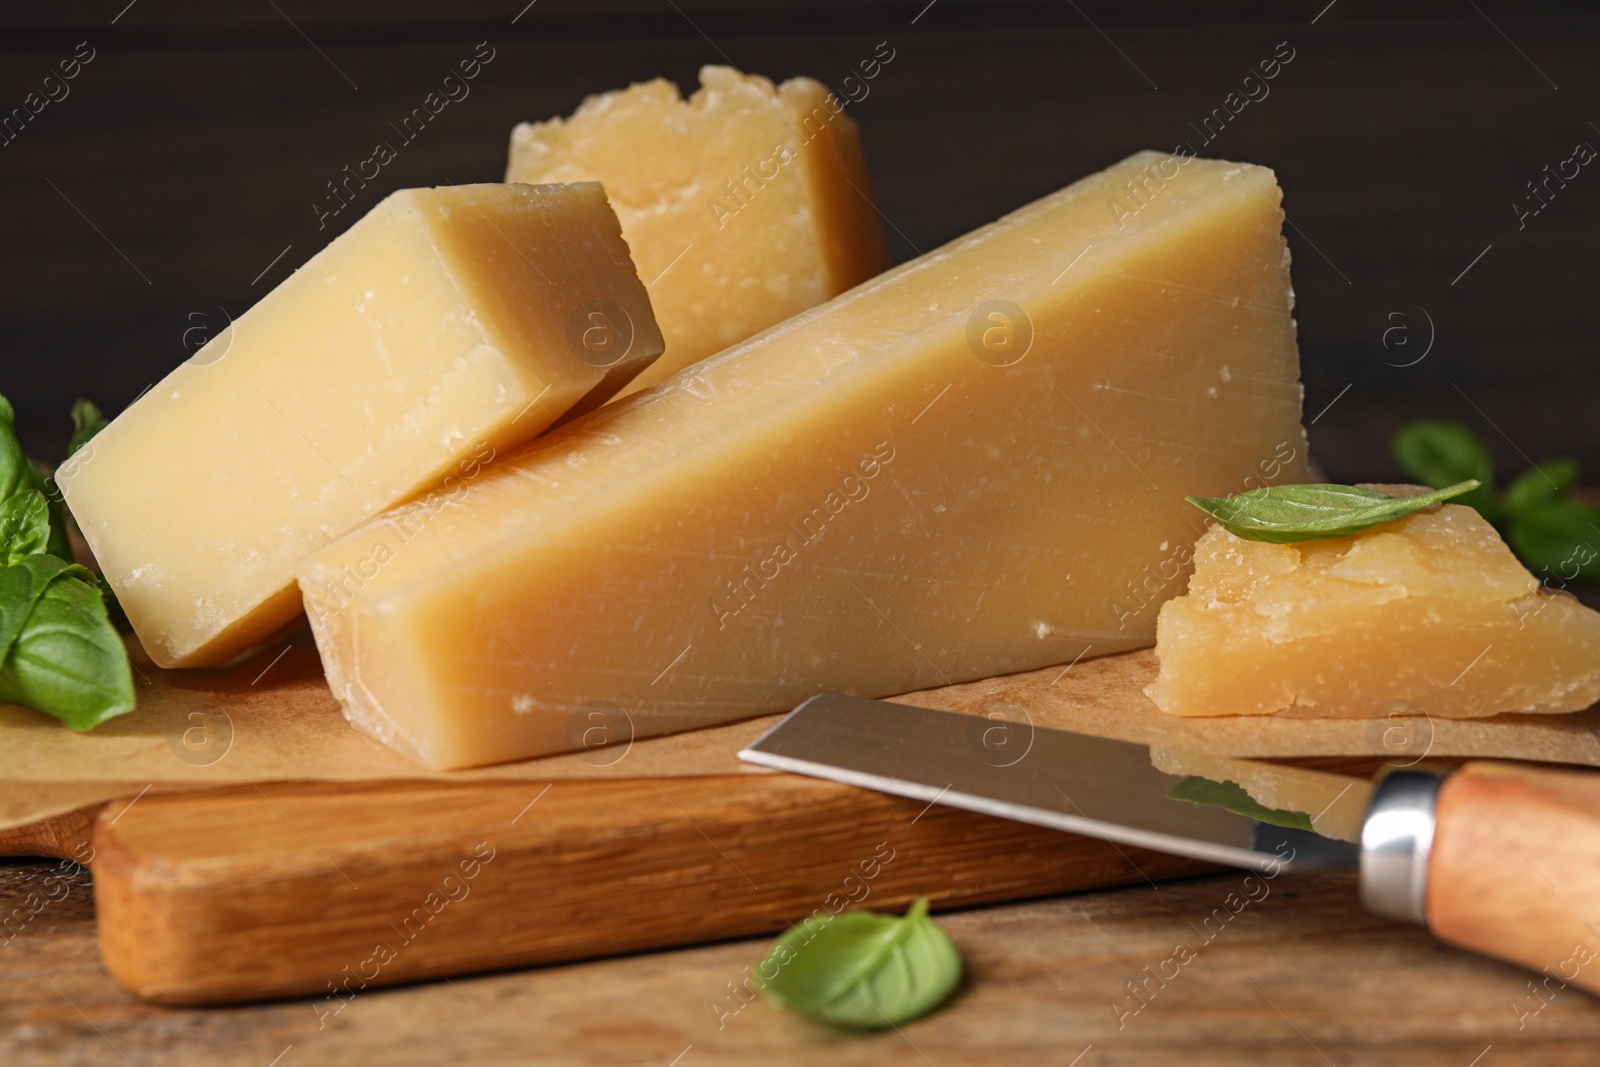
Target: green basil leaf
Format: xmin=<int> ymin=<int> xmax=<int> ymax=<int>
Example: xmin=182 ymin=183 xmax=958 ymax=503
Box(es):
xmin=1502 ymin=457 xmax=1581 ymax=518
xmin=0 ymin=556 xmax=135 ymax=730
xmin=1508 ymin=500 xmax=1600 ymax=585
xmin=0 ymin=394 xmax=73 ymax=560
xmin=1390 ymin=419 xmax=1494 ymax=488
xmin=95 ymin=572 xmax=133 ymax=633
xmin=0 ymin=489 xmax=53 ymax=564
xmin=0 ymin=554 xmax=78 ymax=659
xmin=67 ymin=398 xmax=108 ymax=457
xmin=757 ymin=897 xmax=962 ymax=1030
xmin=1389 ymin=420 xmax=1500 ymax=522
xmin=29 ymin=468 xmax=73 ymax=562
xmin=46 ymin=395 xmax=114 ymax=560
xmin=0 ymin=394 xmax=31 ymax=502
xmin=1167 ymin=776 xmax=1314 ymax=832
xmin=1185 ymin=480 xmax=1480 ymax=544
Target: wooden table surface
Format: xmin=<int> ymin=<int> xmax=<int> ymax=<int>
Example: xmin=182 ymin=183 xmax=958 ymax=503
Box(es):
xmin=5 ymin=857 xmax=1598 ymax=1066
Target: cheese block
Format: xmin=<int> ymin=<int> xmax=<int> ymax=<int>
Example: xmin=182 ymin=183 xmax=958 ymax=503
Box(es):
xmin=59 ymin=183 xmax=663 ymax=669
xmin=507 ymin=65 xmax=890 ymax=398
xmin=299 ymin=150 xmax=1308 ymax=769
xmin=1146 ymin=490 xmax=1600 ymax=718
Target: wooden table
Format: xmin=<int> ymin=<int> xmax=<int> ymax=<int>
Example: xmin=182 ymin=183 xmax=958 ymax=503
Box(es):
xmin=6 ymin=859 xmax=1597 ymax=1066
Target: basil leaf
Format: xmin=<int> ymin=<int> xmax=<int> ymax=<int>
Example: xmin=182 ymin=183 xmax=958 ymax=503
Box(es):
xmin=1503 ymin=457 xmax=1581 ymax=518
xmin=67 ymin=398 xmax=108 ymax=457
xmin=1389 ymin=420 xmax=1499 ymax=522
xmin=0 ymin=395 xmax=32 ymax=503
xmin=1167 ymin=776 xmax=1314 ymax=832
xmin=1185 ymin=480 xmax=1480 ymax=544
xmin=0 ymin=489 xmax=52 ymax=564
xmin=1508 ymin=500 xmax=1600 ymax=584
xmin=0 ymin=398 xmax=136 ymax=724
xmin=94 ymin=572 xmax=133 ymax=633
xmin=757 ymin=897 xmax=962 ymax=1030
xmin=47 ymin=395 xmax=114 ymax=559
xmin=0 ymin=394 xmax=72 ymax=560
xmin=28 ymin=465 xmax=73 ymax=562
xmin=0 ymin=555 xmax=135 ymax=730
xmin=0 ymin=553 xmax=77 ymax=658
xmin=1390 ymin=418 xmax=1494 ymax=488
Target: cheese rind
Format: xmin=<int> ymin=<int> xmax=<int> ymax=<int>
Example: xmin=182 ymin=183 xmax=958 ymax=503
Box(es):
xmin=300 ymin=151 xmax=1307 ymax=769
xmin=59 ymin=183 xmax=663 ymax=668
xmin=507 ymin=65 xmax=890 ymax=397
xmin=1146 ymin=492 xmax=1600 ymax=718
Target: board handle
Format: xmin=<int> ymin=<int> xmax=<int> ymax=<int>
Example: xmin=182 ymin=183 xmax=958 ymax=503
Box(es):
xmin=1365 ymin=762 xmax=1600 ymax=996
xmin=0 ymin=803 xmax=102 ymax=862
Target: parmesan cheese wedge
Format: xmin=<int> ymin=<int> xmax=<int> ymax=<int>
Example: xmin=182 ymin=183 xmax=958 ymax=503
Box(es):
xmin=59 ymin=183 xmax=662 ymax=668
xmin=299 ymin=150 xmax=1308 ymax=769
xmin=1147 ymin=492 xmax=1600 ymax=719
xmin=507 ymin=65 xmax=890 ymax=397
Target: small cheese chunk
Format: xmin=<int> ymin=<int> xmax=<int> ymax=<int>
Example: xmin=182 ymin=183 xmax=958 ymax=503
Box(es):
xmin=59 ymin=183 xmax=663 ymax=668
xmin=300 ymin=151 xmax=1307 ymax=769
xmin=507 ymin=65 xmax=890 ymax=397
xmin=1147 ymin=495 xmax=1600 ymax=718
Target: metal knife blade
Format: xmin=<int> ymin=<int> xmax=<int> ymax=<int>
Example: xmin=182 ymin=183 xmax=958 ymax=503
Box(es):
xmin=738 ymin=693 xmax=1361 ymax=872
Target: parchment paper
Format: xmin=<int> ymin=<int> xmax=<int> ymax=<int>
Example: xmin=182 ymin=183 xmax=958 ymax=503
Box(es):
xmin=3 ymin=632 xmax=1597 ymax=833
xmin=909 ymin=647 xmax=1600 ymax=766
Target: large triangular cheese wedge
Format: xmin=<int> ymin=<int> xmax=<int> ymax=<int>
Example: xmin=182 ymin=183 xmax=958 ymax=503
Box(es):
xmin=299 ymin=151 xmax=1308 ymax=769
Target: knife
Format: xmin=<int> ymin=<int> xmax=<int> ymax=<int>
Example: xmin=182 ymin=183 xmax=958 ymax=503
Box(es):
xmin=739 ymin=693 xmax=1600 ymax=995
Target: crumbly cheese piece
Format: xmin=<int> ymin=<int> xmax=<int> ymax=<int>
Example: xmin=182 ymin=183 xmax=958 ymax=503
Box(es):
xmin=1147 ymin=493 xmax=1600 ymax=718
xmin=300 ymin=150 xmax=1307 ymax=769
xmin=507 ymin=65 xmax=890 ymax=397
xmin=59 ymin=183 xmax=663 ymax=668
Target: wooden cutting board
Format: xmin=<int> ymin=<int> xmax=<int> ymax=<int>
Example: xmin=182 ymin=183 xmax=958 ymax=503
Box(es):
xmin=0 ymin=624 xmax=1562 ymax=1008
xmin=0 ymin=773 xmax=1215 ymax=1006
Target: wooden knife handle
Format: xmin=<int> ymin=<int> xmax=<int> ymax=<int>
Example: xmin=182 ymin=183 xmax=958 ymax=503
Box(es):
xmin=1427 ymin=762 xmax=1600 ymax=996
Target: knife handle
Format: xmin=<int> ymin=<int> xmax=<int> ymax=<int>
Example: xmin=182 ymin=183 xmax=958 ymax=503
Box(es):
xmin=1426 ymin=762 xmax=1600 ymax=994
xmin=1369 ymin=762 xmax=1600 ymax=995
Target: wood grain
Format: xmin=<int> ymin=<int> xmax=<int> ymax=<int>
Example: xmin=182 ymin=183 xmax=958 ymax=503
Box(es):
xmin=8 ymin=859 xmax=1600 ymax=1066
xmin=1429 ymin=762 xmax=1600 ymax=998
xmin=89 ymin=774 xmax=1211 ymax=1004
xmin=0 ymin=802 xmax=97 ymax=862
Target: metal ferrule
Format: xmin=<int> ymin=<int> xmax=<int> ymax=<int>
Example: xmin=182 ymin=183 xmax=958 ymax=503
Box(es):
xmin=1359 ymin=768 xmax=1450 ymax=925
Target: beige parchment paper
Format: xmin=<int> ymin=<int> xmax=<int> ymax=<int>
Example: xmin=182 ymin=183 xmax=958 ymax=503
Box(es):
xmin=3 ymin=633 xmax=1597 ymax=834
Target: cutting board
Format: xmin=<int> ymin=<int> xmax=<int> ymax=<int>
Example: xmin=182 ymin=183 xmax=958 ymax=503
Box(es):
xmin=0 ymin=774 xmax=1215 ymax=1005
xmin=3 ymin=629 xmax=1587 ymax=1007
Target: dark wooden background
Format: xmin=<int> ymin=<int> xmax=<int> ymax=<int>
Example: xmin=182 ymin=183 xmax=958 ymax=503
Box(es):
xmin=2 ymin=0 xmax=1597 ymax=481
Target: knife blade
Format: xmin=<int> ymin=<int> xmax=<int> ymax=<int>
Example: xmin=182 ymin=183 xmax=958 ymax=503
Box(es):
xmin=742 ymin=692 xmax=1600 ymax=999
xmin=737 ymin=692 xmax=1362 ymax=872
